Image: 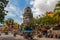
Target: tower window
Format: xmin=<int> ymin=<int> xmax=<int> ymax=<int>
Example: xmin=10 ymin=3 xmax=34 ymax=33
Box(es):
xmin=27 ymin=10 xmax=29 ymax=12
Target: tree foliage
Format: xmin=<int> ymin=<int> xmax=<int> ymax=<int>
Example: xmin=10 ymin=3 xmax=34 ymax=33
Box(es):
xmin=0 ymin=0 xmax=9 ymax=23
xmin=33 ymin=1 xmax=60 ymax=27
xmin=4 ymin=18 xmax=14 ymax=28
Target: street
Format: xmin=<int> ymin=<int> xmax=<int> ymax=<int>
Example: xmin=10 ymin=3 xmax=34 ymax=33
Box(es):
xmin=0 ymin=33 xmax=60 ymax=40
xmin=0 ymin=33 xmax=25 ymax=40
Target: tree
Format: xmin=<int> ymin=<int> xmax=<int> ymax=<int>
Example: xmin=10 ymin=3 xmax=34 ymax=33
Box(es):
xmin=32 ymin=1 xmax=60 ymax=27
xmin=0 ymin=10 xmax=7 ymax=23
xmin=5 ymin=18 xmax=14 ymax=30
xmin=0 ymin=0 xmax=9 ymax=23
xmin=54 ymin=1 xmax=60 ymax=23
xmin=34 ymin=12 xmax=56 ymax=27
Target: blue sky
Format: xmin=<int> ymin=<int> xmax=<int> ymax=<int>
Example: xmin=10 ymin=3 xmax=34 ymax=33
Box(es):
xmin=5 ymin=0 xmax=32 ymax=24
xmin=4 ymin=0 xmax=58 ymax=24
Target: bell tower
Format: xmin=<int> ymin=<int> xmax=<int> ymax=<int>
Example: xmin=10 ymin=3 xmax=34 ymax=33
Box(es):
xmin=23 ymin=7 xmax=33 ymax=25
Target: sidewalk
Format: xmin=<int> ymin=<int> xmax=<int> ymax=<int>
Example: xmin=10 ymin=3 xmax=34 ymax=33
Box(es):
xmin=0 ymin=33 xmax=24 ymax=39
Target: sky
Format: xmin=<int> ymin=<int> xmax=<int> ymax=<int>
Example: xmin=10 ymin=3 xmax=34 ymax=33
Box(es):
xmin=4 ymin=0 xmax=59 ymax=24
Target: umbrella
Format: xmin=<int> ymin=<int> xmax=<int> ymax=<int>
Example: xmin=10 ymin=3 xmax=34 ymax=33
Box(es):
xmin=23 ymin=30 xmax=33 ymax=33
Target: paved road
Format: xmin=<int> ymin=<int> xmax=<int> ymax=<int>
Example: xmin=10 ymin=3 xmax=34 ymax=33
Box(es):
xmin=0 ymin=33 xmax=60 ymax=40
xmin=34 ymin=37 xmax=60 ymax=40
xmin=38 ymin=37 xmax=60 ymax=40
xmin=0 ymin=33 xmax=26 ymax=40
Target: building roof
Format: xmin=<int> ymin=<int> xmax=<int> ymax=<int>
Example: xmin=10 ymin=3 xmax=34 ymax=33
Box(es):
xmin=25 ymin=6 xmax=31 ymax=9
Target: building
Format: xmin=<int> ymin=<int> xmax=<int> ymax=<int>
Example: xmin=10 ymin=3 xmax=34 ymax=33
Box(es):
xmin=23 ymin=7 xmax=33 ymax=26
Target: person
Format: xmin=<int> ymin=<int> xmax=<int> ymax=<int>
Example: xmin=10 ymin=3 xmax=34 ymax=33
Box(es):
xmin=57 ymin=34 xmax=60 ymax=38
xmin=47 ymin=30 xmax=50 ymax=37
xmin=37 ymin=31 xmax=42 ymax=38
xmin=53 ymin=32 xmax=57 ymax=38
xmin=0 ymin=29 xmax=1 ymax=36
xmin=27 ymin=32 xmax=33 ymax=39
xmin=13 ymin=29 xmax=17 ymax=37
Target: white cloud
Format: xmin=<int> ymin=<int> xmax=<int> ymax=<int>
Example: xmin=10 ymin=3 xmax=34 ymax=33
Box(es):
xmin=4 ymin=4 xmax=17 ymax=17
xmin=20 ymin=15 xmax=23 ymax=19
xmin=14 ymin=19 xmax=23 ymax=25
xmin=9 ymin=5 xmax=16 ymax=10
xmin=5 ymin=4 xmax=17 ymax=12
xmin=5 ymin=4 xmax=22 ymax=24
xmin=6 ymin=12 xmax=16 ymax=17
xmin=30 ymin=0 xmax=58 ymax=18
xmin=4 ymin=0 xmax=24 ymax=24
xmin=30 ymin=1 xmax=34 ymax=5
xmin=5 ymin=4 xmax=22 ymax=18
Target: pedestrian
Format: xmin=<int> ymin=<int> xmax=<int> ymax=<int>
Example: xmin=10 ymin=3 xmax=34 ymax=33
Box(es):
xmin=53 ymin=32 xmax=57 ymax=38
xmin=13 ymin=29 xmax=17 ymax=37
xmin=0 ymin=29 xmax=1 ymax=36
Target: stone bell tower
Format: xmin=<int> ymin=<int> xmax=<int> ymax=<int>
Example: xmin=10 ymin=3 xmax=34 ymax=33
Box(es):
xmin=23 ymin=7 xmax=33 ymax=26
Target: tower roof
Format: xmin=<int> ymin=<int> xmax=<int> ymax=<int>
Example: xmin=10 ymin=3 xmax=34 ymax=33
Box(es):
xmin=24 ymin=6 xmax=31 ymax=11
xmin=24 ymin=6 xmax=32 ymax=13
xmin=25 ymin=6 xmax=31 ymax=9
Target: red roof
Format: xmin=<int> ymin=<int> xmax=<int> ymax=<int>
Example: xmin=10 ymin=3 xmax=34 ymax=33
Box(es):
xmin=40 ymin=27 xmax=47 ymax=31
